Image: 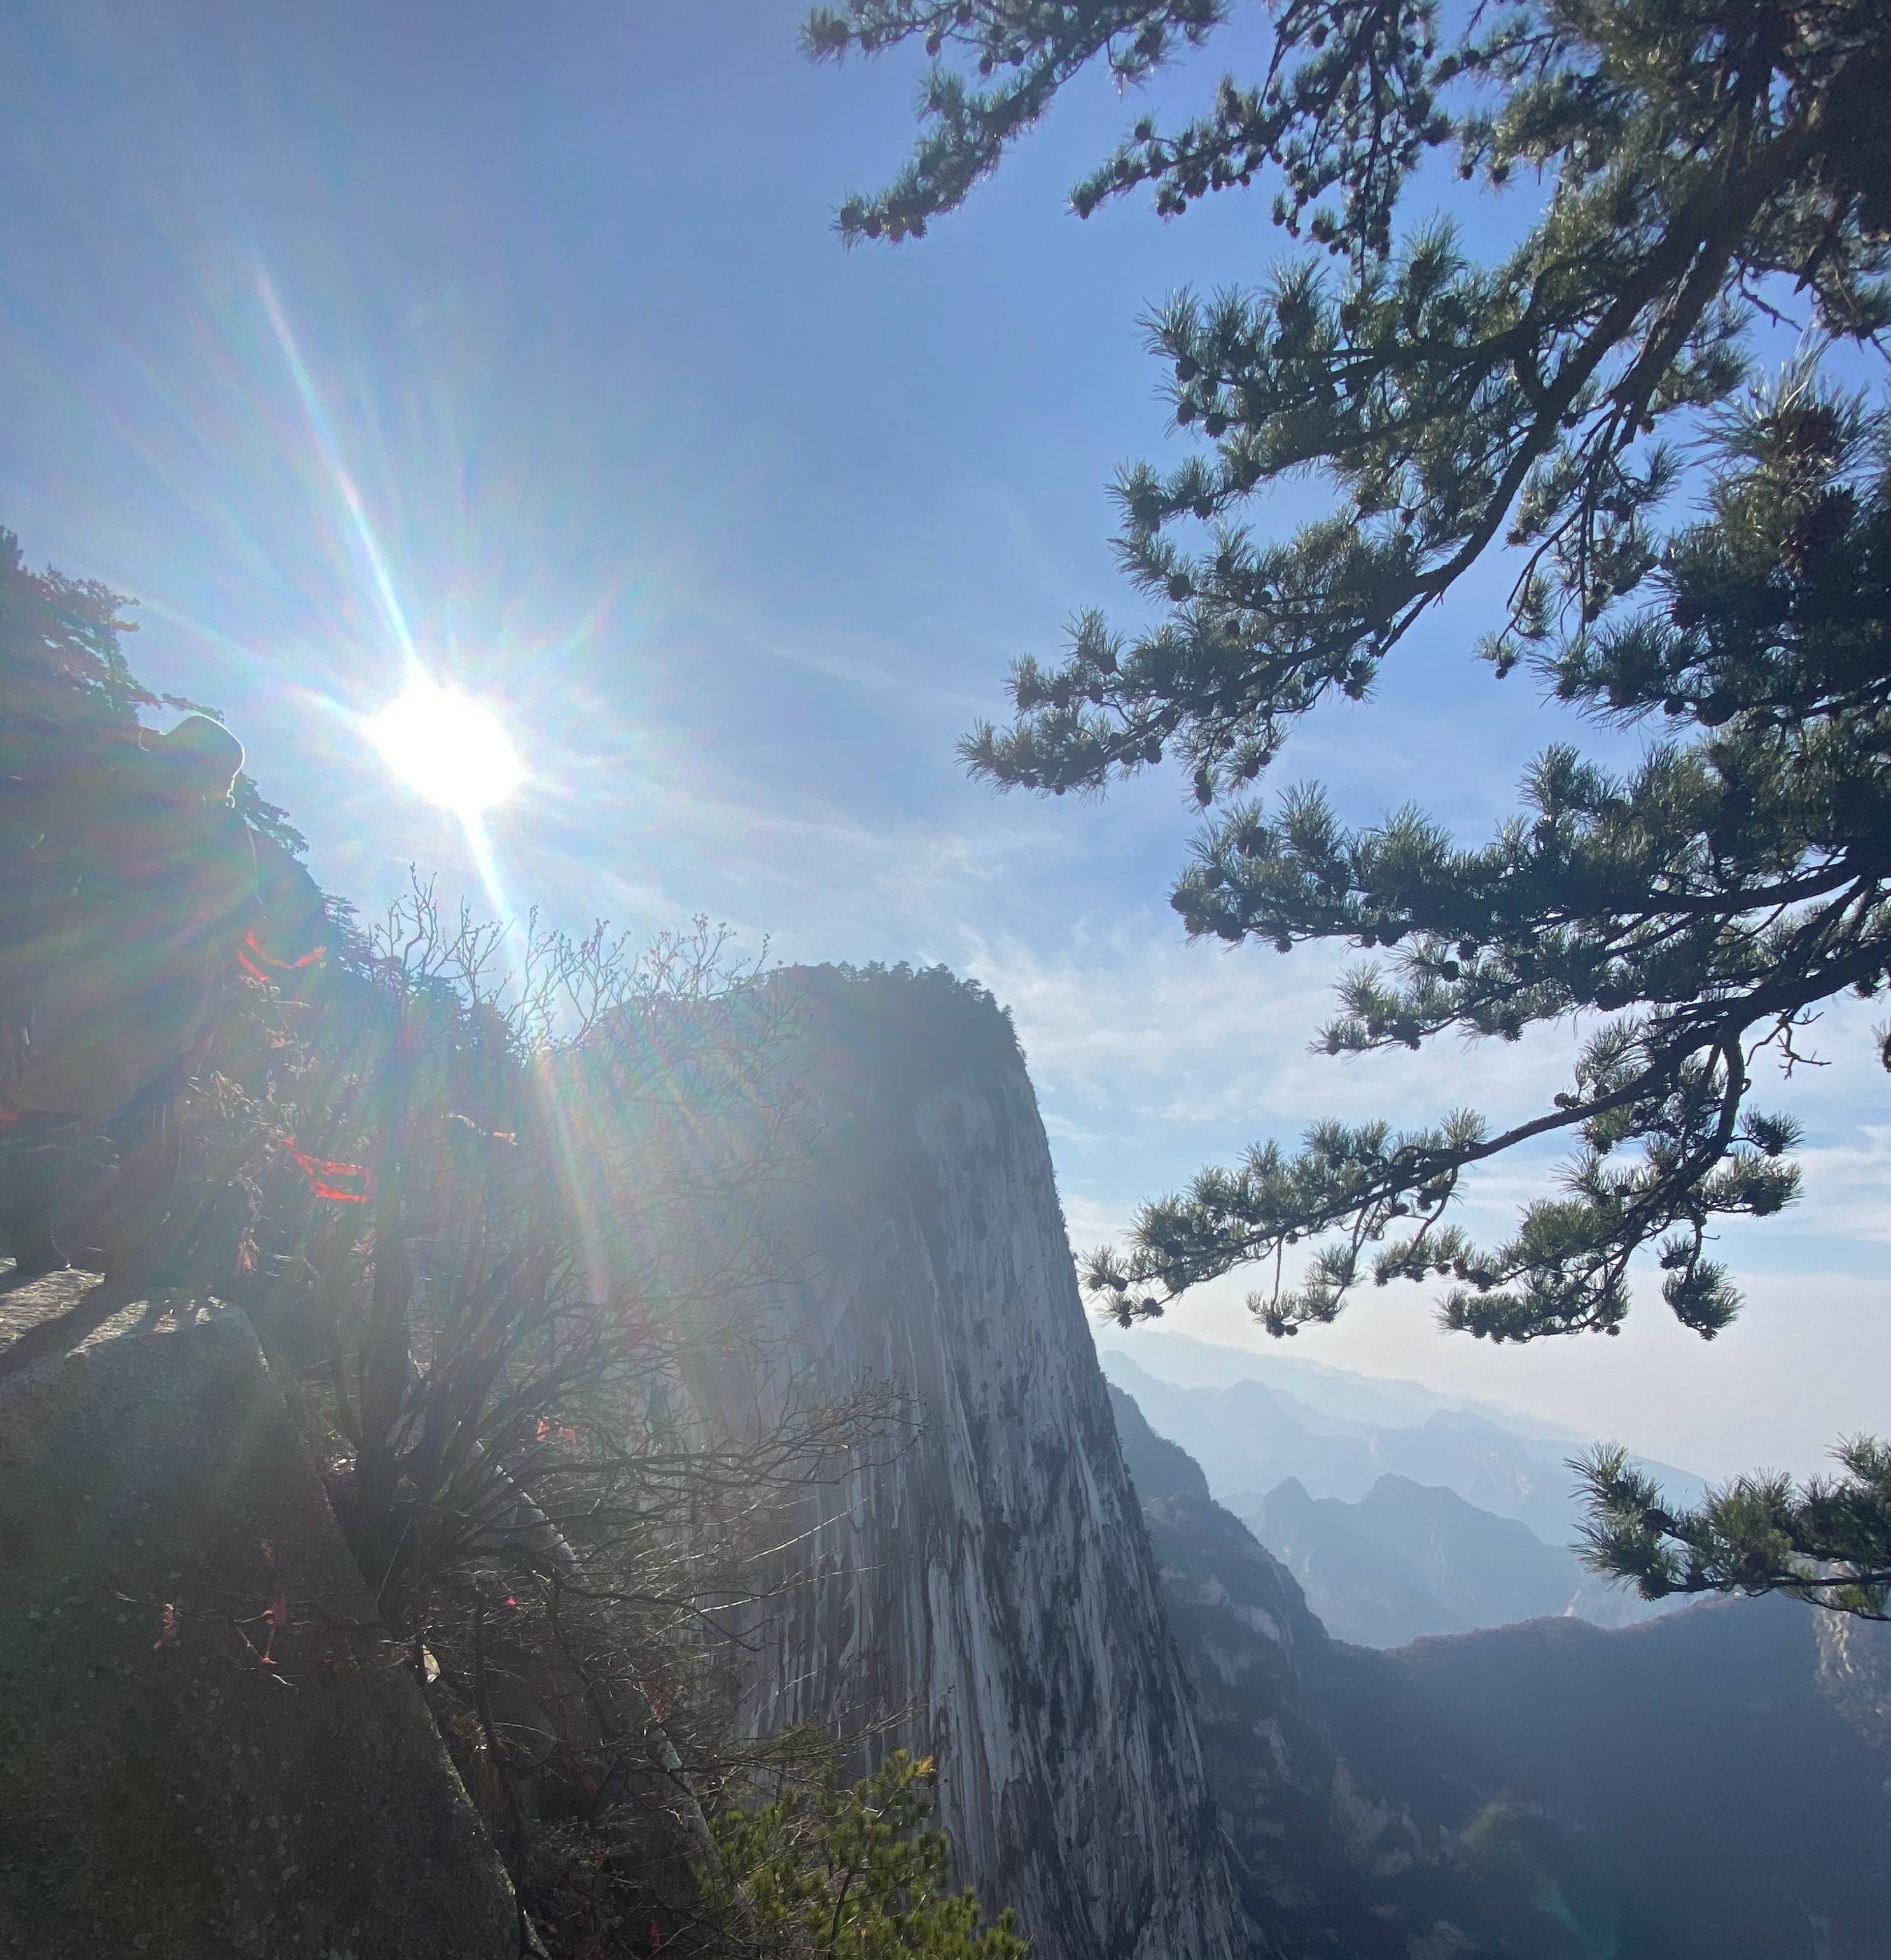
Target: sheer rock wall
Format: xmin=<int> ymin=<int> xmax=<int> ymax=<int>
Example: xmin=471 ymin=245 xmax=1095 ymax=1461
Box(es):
xmin=712 ymin=969 xmax=1246 ymax=1960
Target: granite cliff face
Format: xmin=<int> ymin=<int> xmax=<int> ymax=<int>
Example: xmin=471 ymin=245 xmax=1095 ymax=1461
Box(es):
xmin=13 ymin=955 xmax=1880 ymax=1960
xmin=699 ymin=970 xmax=1246 ymax=1960
xmin=620 ymin=963 xmax=1889 ymax=1960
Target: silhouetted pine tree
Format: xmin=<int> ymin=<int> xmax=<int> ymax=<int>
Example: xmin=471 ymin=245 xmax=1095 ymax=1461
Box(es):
xmin=809 ymin=0 xmax=1891 ymax=1613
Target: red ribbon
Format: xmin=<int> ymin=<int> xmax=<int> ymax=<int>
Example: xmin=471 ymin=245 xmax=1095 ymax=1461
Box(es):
xmin=284 ymin=1137 xmax=372 ymax=1203
xmin=238 ymin=928 xmax=326 ymax=981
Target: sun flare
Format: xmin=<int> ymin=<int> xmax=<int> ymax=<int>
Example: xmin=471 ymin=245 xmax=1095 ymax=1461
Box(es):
xmin=368 ymin=676 xmax=524 ymax=817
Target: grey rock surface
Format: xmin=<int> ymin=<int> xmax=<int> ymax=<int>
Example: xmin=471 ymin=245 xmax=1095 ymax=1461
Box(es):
xmin=0 ymin=1271 xmax=518 ymax=1960
xmin=694 ymin=969 xmax=1246 ymax=1960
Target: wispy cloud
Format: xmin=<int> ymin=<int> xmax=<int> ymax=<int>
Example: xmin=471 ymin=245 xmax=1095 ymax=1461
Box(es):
xmin=959 ymin=915 xmax=1586 ymax=1143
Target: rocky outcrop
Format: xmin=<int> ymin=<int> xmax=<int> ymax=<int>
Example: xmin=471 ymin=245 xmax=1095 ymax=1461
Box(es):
xmin=694 ymin=969 xmax=1246 ymax=1960
xmin=0 ymin=1271 xmax=518 ymax=1960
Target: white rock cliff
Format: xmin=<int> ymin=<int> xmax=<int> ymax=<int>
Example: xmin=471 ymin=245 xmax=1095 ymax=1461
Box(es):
xmin=701 ymin=967 xmax=1246 ymax=1960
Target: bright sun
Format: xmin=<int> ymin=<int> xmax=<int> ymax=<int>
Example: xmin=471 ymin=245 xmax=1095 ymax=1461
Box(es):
xmin=368 ymin=675 xmax=524 ymax=818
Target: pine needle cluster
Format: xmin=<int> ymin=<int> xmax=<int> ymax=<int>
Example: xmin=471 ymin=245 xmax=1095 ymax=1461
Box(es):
xmin=813 ymin=0 xmax=1891 ymax=1609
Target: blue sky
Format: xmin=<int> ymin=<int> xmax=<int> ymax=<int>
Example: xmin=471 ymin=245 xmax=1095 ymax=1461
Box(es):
xmin=4 ymin=0 xmax=1887 ymax=1479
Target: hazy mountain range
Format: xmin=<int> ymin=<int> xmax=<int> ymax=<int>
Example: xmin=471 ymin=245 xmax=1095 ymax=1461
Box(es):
xmin=1096 ymin=1327 xmax=1592 ymax=1441
xmin=1109 ymin=1379 xmax=1891 ymax=1957
xmin=1253 ymin=1472 xmax=1671 ymax=1645
xmin=1096 ymin=1333 xmax=1707 ymax=1533
xmin=1099 ymin=1333 xmax=1705 ymax=1642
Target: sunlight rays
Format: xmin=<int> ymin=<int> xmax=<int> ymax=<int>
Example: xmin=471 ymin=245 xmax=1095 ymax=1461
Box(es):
xmin=258 ymin=272 xmax=421 ymax=676
xmin=255 ymin=270 xmax=625 ymax=1299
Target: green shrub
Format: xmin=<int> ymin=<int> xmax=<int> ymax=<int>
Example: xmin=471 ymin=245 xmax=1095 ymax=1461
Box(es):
xmin=698 ymin=1751 xmax=1027 ymax=1960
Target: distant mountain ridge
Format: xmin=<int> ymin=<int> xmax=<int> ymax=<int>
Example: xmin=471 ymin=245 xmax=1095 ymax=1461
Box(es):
xmin=1110 ymin=1364 xmax=1669 ymax=1642
xmin=1095 ymin=1326 xmax=1589 ymax=1441
xmin=1098 ymin=1343 xmax=1706 ymax=1547
xmin=1109 ymin=1380 xmax=1210 ymax=1505
xmin=1253 ymin=1472 xmax=1666 ymax=1646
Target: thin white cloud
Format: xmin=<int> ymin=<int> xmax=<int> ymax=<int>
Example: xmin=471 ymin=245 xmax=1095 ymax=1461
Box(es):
xmin=959 ymin=915 xmax=1588 ymax=1140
